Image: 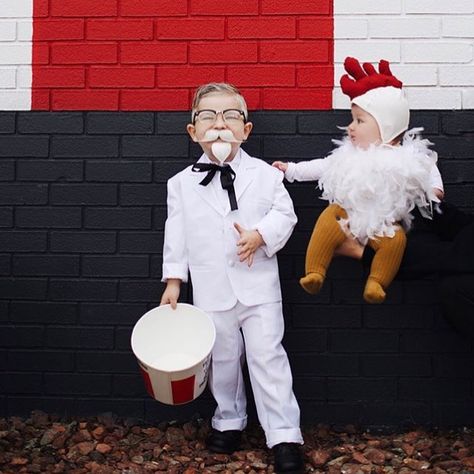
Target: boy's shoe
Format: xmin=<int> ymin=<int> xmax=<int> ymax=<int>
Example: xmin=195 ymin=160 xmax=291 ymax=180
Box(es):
xmin=272 ymin=442 xmax=304 ymax=473
xmin=206 ymin=428 xmax=242 ymax=454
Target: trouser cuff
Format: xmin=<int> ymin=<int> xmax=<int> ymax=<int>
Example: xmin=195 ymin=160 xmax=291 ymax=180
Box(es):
xmin=212 ymin=415 xmax=247 ymax=432
xmin=266 ymin=428 xmax=304 ymax=449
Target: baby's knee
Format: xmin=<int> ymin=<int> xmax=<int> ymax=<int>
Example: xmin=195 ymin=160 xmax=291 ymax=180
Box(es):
xmin=317 ymin=205 xmax=347 ymax=230
xmin=392 ymin=230 xmax=407 ymax=250
xmin=326 ymin=204 xmax=348 ymax=220
xmin=383 ymin=229 xmax=407 ymax=248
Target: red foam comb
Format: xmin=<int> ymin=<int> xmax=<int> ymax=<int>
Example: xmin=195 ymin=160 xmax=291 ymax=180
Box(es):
xmin=340 ymin=57 xmax=403 ymax=100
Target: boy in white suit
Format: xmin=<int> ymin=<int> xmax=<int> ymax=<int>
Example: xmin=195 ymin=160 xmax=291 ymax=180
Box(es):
xmin=160 ymin=83 xmax=303 ymax=473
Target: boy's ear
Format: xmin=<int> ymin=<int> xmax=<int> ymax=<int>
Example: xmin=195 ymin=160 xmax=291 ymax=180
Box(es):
xmin=243 ymin=121 xmax=253 ymax=140
xmin=187 ymin=123 xmax=198 ymax=142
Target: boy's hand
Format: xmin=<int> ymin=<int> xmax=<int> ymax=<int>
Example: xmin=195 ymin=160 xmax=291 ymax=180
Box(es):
xmin=234 ymin=222 xmax=264 ymax=267
xmin=160 ymin=279 xmax=181 ymax=309
xmin=272 ymin=161 xmax=288 ymax=173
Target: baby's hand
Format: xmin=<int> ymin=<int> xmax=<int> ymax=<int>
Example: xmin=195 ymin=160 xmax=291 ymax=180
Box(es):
xmin=433 ymin=188 xmax=444 ymax=201
xmin=272 ymin=161 xmax=288 ymax=173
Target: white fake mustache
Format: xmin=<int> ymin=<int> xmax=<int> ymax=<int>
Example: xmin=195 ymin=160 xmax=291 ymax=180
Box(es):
xmin=197 ymin=129 xmax=241 ymax=143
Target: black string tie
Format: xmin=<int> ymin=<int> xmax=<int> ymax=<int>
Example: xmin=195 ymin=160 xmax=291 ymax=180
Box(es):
xmin=192 ymin=163 xmax=238 ymax=211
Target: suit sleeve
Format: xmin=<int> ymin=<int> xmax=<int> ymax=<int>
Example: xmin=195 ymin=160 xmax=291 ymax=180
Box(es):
xmin=161 ymin=176 xmax=189 ymax=283
xmin=256 ymin=170 xmax=298 ymax=258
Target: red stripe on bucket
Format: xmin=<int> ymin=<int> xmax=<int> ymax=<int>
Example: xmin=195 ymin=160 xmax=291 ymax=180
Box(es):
xmin=171 ymin=375 xmax=195 ymax=404
xmin=139 ymin=367 xmax=155 ymax=399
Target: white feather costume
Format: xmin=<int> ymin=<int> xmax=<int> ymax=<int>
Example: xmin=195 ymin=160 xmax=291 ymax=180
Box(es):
xmin=285 ymin=128 xmax=442 ymax=245
xmin=319 ymin=128 xmax=440 ymax=243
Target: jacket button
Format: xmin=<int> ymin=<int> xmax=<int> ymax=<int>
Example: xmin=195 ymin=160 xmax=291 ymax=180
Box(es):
xmin=228 ymin=260 xmax=234 ymax=267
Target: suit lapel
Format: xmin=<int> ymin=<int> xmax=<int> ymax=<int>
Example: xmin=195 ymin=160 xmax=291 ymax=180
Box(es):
xmin=220 ymin=150 xmax=255 ymax=215
xmin=188 ymin=150 xmax=256 ymax=217
xmin=232 ymin=150 xmax=255 ymax=205
xmin=188 ymin=156 xmax=225 ymax=216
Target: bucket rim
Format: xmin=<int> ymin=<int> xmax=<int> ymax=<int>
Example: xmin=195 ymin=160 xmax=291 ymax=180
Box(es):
xmin=130 ymin=303 xmax=216 ymax=372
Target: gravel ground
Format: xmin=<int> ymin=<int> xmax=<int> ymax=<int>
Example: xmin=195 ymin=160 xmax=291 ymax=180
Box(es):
xmin=1 ymin=411 xmax=474 ymax=473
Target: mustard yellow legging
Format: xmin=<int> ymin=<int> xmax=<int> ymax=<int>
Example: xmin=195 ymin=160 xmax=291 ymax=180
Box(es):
xmin=300 ymin=204 xmax=406 ymax=303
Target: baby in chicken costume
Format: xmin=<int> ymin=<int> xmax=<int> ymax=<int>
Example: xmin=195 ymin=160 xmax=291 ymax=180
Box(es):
xmin=273 ymin=57 xmax=444 ymax=303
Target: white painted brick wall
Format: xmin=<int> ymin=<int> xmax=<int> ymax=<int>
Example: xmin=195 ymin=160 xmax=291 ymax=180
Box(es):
xmin=404 ymin=0 xmax=474 ymax=15
xmin=0 ymin=44 xmax=32 ymax=65
xmin=0 ymin=68 xmax=16 ymax=88
xmin=405 ymin=88 xmax=463 ymax=109
xmin=440 ymin=66 xmax=474 ymax=86
xmin=389 ymin=65 xmax=438 ymax=86
xmin=334 ymin=0 xmax=474 ymax=109
xmin=0 ymin=0 xmax=32 ymax=109
xmin=17 ymin=21 xmax=33 ymax=42
xmin=335 ymin=0 xmax=403 ymax=15
xmin=0 ymin=0 xmax=33 ymax=18
xmin=17 ymin=66 xmax=32 ymax=88
xmin=0 ymin=21 xmax=16 ymax=41
xmin=402 ymin=42 xmax=472 ymax=63
xmin=335 ymin=41 xmax=401 ymax=63
xmin=369 ymin=18 xmax=440 ymax=38
xmin=462 ymin=89 xmax=474 ymax=108
xmin=334 ymin=19 xmax=368 ymax=39
xmin=443 ymin=17 xmax=474 ymax=38
xmin=0 ymin=0 xmax=472 ymax=110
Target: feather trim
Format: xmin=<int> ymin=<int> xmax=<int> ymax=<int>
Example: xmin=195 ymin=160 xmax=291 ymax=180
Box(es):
xmin=318 ymin=128 xmax=440 ymax=244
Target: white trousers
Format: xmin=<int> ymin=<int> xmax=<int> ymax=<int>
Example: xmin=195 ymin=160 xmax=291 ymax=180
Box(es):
xmin=207 ymin=301 xmax=303 ymax=448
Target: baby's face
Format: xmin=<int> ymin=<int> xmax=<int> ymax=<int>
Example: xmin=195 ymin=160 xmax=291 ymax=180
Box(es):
xmin=347 ymin=104 xmax=382 ymax=149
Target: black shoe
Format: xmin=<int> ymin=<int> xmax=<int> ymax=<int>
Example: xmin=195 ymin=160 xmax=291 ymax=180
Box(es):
xmin=206 ymin=428 xmax=242 ymax=454
xmin=272 ymin=442 xmax=304 ymax=473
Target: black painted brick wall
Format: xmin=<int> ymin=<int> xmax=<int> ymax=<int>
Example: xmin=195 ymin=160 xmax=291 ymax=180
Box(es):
xmin=0 ymin=110 xmax=473 ymax=427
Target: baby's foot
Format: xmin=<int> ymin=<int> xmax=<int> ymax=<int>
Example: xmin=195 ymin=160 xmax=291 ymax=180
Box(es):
xmin=363 ymin=278 xmax=386 ymax=304
xmin=300 ymin=272 xmax=325 ymax=295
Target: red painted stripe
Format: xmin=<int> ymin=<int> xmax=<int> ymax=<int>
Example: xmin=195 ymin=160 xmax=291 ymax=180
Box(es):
xmin=32 ymin=2 xmax=334 ymax=111
xmin=139 ymin=366 xmax=155 ymax=399
xmin=171 ymin=375 xmax=195 ymax=404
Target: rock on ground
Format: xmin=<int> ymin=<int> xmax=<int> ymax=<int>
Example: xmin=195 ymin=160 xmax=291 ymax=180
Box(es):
xmin=0 ymin=411 xmax=473 ymax=473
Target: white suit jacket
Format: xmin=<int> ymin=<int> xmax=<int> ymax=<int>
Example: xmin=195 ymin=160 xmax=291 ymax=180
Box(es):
xmin=162 ymin=149 xmax=297 ymax=312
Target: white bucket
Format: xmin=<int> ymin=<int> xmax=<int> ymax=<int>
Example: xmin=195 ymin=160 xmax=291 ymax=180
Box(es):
xmin=131 ymin=303 xmax=216 ymax=405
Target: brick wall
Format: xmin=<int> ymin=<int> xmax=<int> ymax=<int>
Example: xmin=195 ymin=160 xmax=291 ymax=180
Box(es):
xmin=0 ymin=0 xmax=33 ymax=110
xmin=2 ymin=1 xmax=474 ymax=111
xmin=30 ymin=0 xmax=333 ymax=110
xmin=333 ymin=0 xmax=474 ymax=109
xmin=0 ymin=0 xmax=473 ymax=429
xmin=1 ymin=110 xmax=473 ymax=427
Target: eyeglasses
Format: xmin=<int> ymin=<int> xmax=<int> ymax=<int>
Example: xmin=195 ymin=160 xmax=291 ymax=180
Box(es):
xmin=193 ymin=109 xmax=247 ymax=124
